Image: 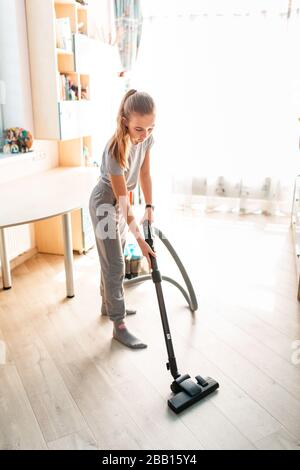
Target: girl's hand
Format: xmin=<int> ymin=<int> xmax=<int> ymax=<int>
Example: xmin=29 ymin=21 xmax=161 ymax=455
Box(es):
xmin=137 ymin=238 xmax=156 ymax=269
xmin=140 ymin=207 xmax=154 ymax=225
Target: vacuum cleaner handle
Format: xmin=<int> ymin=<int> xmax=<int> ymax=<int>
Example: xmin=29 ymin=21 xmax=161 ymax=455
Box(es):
xmin=143 ymin=220 xmax=154 ymax=247
xmin=142 ymin=220 xmax=158 ymax=270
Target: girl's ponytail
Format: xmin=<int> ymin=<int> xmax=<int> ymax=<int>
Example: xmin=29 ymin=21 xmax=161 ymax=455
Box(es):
xmin=108 ymin=89 xmax=137 ymax=169
xmin=108 ymin=89 xmax=155 ymax=169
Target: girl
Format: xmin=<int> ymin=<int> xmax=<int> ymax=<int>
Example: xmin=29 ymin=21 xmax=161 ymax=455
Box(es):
xmin=89 ymin=89 xmax=156 ymax=349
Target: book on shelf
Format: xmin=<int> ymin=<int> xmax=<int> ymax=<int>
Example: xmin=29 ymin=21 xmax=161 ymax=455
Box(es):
xmin=59 ymin=74 xmax=79 ymax=101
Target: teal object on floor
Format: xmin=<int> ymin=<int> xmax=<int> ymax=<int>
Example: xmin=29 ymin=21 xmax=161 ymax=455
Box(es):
xmin=124 ymin=242 xmax=142 ymax=259
xmin=124 ymin=242 xmax=142 ymax=279
xmin=127 ymin=243 xmax=142 ymax=260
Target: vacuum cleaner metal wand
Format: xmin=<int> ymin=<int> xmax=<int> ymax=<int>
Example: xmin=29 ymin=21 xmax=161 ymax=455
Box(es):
xmin=143 ymin=220 xmax=219 ymax=414
xmin=143 ymin=221 xmax=180 ymax=380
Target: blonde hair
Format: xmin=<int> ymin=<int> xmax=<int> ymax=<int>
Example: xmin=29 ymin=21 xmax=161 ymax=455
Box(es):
xmin=108 ymin=89 xmax=155 ymax=169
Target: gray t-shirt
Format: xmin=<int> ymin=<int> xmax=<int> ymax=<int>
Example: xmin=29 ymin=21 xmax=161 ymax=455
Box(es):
xmin=100 ymin=134 xmax=154 ymax=191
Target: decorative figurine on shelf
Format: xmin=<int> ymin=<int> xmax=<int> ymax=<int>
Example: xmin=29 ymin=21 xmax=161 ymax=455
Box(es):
xmin=2 ymin=127 xmax=33 ymax=154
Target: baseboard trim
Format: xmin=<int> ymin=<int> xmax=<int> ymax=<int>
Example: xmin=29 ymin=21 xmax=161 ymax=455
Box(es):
xmin=0 ymin=247 xmax=38 ymax=278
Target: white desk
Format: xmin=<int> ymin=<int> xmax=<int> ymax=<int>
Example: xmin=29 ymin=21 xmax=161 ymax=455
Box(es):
xmin=0 ymin=166 xmax=98 ymax=297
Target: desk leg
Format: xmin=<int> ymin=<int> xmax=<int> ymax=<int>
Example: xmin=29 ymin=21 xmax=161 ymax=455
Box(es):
xmin=62 ymin=213 xmax=74 ymax=298
xmin=0 ymin=228 xmax=12 ymax=290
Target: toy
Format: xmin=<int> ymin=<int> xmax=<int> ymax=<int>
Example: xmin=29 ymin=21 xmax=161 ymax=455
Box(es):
xmin=124 ymin=243 xmax=143 ymax=279
xmin=2 ymin=127 xmax=33 ymax=154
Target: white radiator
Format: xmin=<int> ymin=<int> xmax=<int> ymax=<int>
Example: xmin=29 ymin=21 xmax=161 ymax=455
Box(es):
xmin=2 ymin=224 xmax=35 ymax=262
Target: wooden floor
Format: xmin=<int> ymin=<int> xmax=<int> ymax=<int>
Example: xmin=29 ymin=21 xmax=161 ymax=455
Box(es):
xmin=0 ymin=210 xmax=300 ymax=450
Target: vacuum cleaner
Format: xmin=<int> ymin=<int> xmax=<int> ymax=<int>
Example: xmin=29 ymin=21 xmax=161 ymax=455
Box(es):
xmin=140 ymin=220 xmax=219 ymax=414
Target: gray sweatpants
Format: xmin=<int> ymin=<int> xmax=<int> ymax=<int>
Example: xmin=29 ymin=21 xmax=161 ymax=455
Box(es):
xmin=89 ymin=181 xmax=128 ymax=323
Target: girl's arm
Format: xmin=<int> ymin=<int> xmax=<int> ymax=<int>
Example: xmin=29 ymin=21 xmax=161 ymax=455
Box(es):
xmin=139 ymin=148 xmax=153 ymax=206
xmin=139 ymin=149 xmax=154 ymax=223
xmin=110 ymin=173 xmax=156 ymax=265
xmin=110 ymin=174 xmax=141 ymax=237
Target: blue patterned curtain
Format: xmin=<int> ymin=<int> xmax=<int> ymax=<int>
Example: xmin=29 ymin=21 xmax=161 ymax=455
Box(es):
xmin=114 ymin=0 xmax=143 ymax=86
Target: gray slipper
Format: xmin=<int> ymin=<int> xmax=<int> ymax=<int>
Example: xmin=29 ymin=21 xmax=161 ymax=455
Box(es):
xmin=113 ymin=322 xmax=147 ymax=349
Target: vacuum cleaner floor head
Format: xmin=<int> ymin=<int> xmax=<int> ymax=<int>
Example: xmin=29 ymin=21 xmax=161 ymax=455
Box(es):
xmin=168 ymin=376 xmax=219 ymax=414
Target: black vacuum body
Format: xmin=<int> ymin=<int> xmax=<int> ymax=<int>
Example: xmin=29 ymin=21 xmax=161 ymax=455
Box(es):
xmin=143 ymin=221 xmax=219 ymax=414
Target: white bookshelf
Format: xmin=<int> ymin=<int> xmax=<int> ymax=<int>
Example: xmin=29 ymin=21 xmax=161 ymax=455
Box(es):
xmin=25 ymin=0 xmax=95 ymax=254
xmin=26 ymin=0 xmax=92 ymax=141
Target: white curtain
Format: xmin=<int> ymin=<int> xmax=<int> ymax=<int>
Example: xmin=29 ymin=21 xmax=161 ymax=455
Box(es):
xmin=131 ymin=0 xmax=300 ymax=215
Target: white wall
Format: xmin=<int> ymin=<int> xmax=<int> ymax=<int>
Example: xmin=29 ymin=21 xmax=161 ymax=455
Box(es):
xmin=0 ymin=0 xmax=59 ymax=266
xmin=0 ymin=0 xmax=33 ymax=130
